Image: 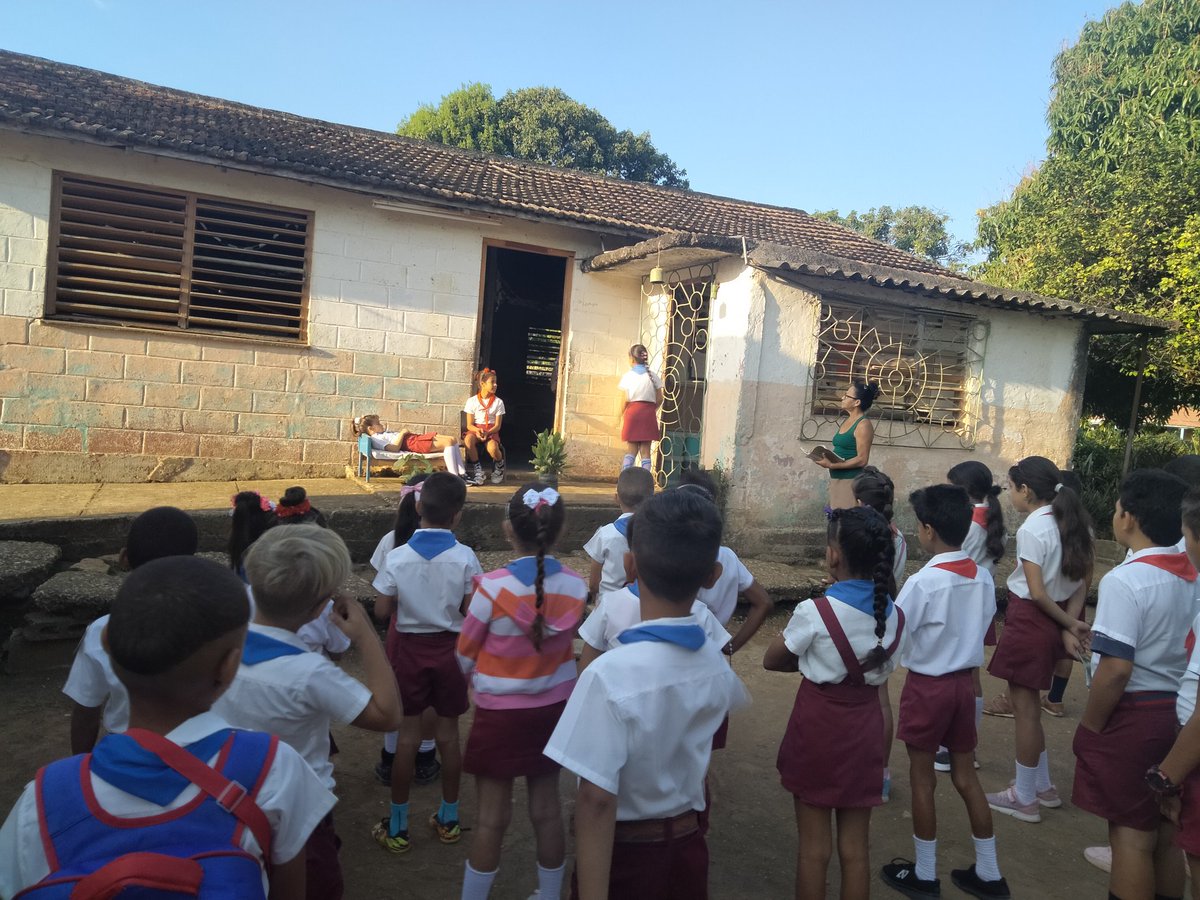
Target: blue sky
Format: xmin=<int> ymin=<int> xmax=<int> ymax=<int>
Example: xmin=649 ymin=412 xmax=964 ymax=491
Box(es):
xmin=3 ymin=0 xmax=1117 ymax=244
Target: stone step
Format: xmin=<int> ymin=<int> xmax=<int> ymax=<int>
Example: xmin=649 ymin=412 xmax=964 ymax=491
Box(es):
xmin=0 ymin=541 xmax=61 ymax=606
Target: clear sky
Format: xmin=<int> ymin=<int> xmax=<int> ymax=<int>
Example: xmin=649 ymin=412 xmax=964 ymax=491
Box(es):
xmin=2 ymin=0 xmax=1117 ymax=244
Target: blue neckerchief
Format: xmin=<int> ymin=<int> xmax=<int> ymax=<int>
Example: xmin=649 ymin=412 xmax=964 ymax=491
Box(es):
xmin=613 ymin=515 xmax=631 ymax=538
xmin=91 ymin=729 xmax=231 ymax=805
xmin=618 ymin=623 xmax=706 ymax=650
xmin=506 ymin=556 xmax=564 ymax=586
xmin=631 ymin=364 xmax=648 ymax=375
xmin=236 ymin=563 xmax=249 ymax=585
xmin=243 ymin=630 xmax=306 ymax=665
xmin=408 ymin=530 xmax=458 ymax=561
xmin=627 ymin=580 xmax=640 ymax=597
xmin=828 ymin=579 xmax=893 ymax=617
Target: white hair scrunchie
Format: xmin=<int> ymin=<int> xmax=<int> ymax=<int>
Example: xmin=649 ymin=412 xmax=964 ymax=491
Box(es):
xmin=523 ymin=487 xmax=561 ymax=510
xmin=1054 ymin=482 xmax=1064 ymax=494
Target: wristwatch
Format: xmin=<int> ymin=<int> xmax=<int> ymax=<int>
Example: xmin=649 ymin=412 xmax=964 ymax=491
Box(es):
xmin=1145 ymin=765 xmax=1182 ymax=797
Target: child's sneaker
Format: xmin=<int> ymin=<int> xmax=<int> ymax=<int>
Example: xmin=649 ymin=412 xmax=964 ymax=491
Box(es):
xmin=414 ymin=751 xmax=441 ymax=786
xmin=950 ymin=865 xmax=1011 ymax=899
xmin=1083 ymin=845 xmax=1112 ymax=873
xmin=490 ymin=458 xmax=506 ymax=484
xmin=1040 ymin=696 xmax=1065 ymax=717
xmin=1006 ymin=779 xmax=1062 ymax=808
xmin=986 ymin=785 xmax=1041 ymax=823
xmin=372 ymin=818 xmax=410 ymax=854
xmin=982 ymin=692 xmax=1014 ymax=718
xmin=429 ymin=811 xmax=462 ymax=844
xmin=881 ymin=858 xmax=940 ymax=897
xmin=471 ymin=462 xmax=486 ymax=486
xmin=934 ymin=750 xmax=951 ymax=772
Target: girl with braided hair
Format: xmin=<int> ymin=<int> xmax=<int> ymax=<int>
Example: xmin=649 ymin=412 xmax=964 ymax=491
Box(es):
xmin=765 ymin=506 xmax=905 ymax=900
xmin=456 ymin=483 xmax=587 ymax=900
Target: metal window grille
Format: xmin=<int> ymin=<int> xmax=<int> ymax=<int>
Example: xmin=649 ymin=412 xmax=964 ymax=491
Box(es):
xmin=48 ymin=174 xmax=311 ymax=341
xmin=524 ymin=326 xmax=562 ymax=384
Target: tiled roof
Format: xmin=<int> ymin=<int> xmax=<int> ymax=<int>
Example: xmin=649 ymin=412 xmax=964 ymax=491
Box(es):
xmin=0 ymin=49 xmax=962 ymax=279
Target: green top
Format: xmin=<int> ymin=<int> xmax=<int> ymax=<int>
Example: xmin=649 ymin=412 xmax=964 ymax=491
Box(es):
xmin=829 ymin=415 xmax=865 ymax=480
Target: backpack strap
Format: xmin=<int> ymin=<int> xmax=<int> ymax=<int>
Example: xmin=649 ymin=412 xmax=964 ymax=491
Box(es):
xmin=68 ymin=853 xmax=204 ymax=899
xmin=124 ymin=729 xmax=274 ymax=863
xmin=813 ymin=596 xmax=867 ymax=686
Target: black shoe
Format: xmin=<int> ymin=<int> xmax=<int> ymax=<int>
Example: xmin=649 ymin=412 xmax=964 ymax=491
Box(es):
xmin=881 ymin=858 xmax=940 ymax=898
xmin=374 ymin=749 xmax=394 ymax=786
xmin=950 ymin=866 xmax=1010 ymax=899
xmin=414 ymin=753 xmax=442 ymax=786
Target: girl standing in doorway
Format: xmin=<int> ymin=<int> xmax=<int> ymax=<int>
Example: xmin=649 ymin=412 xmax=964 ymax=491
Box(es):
xmin=617 ymin=343 xmax=663 ymax=473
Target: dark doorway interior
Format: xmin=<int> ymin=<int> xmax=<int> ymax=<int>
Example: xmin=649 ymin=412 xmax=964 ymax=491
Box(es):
xmin=477 ymin=246 xmax=568 ymax=466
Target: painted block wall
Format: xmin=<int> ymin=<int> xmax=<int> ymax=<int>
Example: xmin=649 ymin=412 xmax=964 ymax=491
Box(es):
xmin=0 ymin=132 xmax=640 ymax=482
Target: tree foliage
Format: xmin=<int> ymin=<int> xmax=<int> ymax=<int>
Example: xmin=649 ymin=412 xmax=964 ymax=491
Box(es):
xmin=975 ymin=0 xmax=1200 ymax=420
xmin=812 ymin=205 xmax=969 ymax=269
xmin=398 ymin=83 xmax=688 ymax=188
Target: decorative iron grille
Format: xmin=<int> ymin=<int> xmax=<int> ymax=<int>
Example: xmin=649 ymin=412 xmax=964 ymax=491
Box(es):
xmin=639 ymin=264 xmax=714 ymax=486
xmin=802 ymin=298 xmax=987 ymax=449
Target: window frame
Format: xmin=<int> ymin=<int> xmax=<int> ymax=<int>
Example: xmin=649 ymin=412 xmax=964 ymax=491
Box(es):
xmin=45 ymin=171 xmax=314 ymax=344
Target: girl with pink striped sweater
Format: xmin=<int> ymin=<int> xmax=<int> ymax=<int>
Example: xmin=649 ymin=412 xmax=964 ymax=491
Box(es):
xmin=456 ymin=483 xmax=587 ymax=900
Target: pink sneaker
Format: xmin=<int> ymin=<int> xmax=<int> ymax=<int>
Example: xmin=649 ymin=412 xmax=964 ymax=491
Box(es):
xmin=1008 ymin=779 xmax=1062 ymax=808
xmin=987 ymin=786 xmax=1041 ymax=823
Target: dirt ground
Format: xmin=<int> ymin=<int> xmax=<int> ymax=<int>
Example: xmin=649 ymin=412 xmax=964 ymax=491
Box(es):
xmin=0 ymin=606 xmax=1112 ymax=899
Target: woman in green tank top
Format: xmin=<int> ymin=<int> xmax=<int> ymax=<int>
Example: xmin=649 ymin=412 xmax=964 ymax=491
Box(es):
xmin=816 ymin=380 xmax=879 ymax=509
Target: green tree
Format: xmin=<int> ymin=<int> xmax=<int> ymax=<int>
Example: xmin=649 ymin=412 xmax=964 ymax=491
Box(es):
xmin=975 ymin=0 xmax=1200 ymax=421
xmin=398 ymin=84 xmax=688 ymax=188
xmin=812 ymin=205 xmax=969 ymax=269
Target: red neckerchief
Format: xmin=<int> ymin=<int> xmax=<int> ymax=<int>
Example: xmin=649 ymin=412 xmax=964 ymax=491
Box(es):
xmin=933 ymin=557 xmax=979 ymax=579
xmin=971 ymin=505 xmax=988 ymax=528
xmin=476 ymin=392 xmax=497 ymax=428
xmin=1129 ymin=551 xmax=1198 ymax=583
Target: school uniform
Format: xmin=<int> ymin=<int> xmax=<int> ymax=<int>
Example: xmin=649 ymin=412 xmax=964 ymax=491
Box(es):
xmin=545 ymin=615 xmax=749 ymax=900
xmin=895 ymin=552 xmax=996 ymax=753
xmin=1073 ymin=547 xmax=1200 ymax=831
xmin=962 ymin=503 xmax=1004 ymax=577
xmin=988 ymin=507 xmax=1083 ymax=690
xmin=618 ymin=366 xmax=662 ymax=443
xmin=373 ymin=528 xmax=482 ymax=717
xmin=244 ymin=586 xmax=351 ymax=658
xmin=579 ymin=584 xmax=730 ymax=653
xmin=583 ymin=514 xmax=634 ymax=596
xmin=62 ymin=614 xmax=128 ymax=734
xmin=463 ymin=393 xmax=506 ymax=434
xmin=776 ymin=581 xmax=903 ymax=808
xmin=695 ymin=546 xmax=754 ymax=626
xmin=1175 ymin=610 xmax=1200 ymax=856
xmin=0 ymin=710 xmax=335 ymax=898
xmin=456 ymin=557 xmax=586 ymax=778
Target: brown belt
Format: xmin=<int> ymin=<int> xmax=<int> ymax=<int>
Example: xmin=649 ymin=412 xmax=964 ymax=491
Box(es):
xmin=613 ymin=811 xmax=700 ymax=844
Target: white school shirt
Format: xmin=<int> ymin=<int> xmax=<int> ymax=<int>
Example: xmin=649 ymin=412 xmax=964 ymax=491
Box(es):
xmin=370 ymin=531 xmax=397 ymax=573
xmin=583 ymin=515 xmax=632 ymax=596
xmin=892 ymin=528 xmax=908 ymax=585
xmin=463 ymin=394 xmax=506 ymax=427
xmin=1124 ymin=537 xmax=1188 ymax=564
xmin=212 ymin=625 xmax=372 ymax=791
xmin=781 ymin=583 xmax=902 ymax=686
xmin=618 ymin=368 xmax=662 ymax=404
xmin=895 ymin=551 xmax=997 ymax=675
xmin=372 ymin=529 xmax=483 ymax=633
xmin=962 ymin=503 xmax=1004 ymax=575
xmin=0 ymin=710 xmax=335 ymax=898
xmin=578 ymin=586 xmax=730 ymax=652
xmin=1006 ymin=507 xmax=1084 ymax=603
xmin=1177 ymin=610 xmax=1200 ymax=725
xmin=695 ymin=546 xmax=755 ymax=626
xmin=245 ymin=586 xmax=350 ymax=657
xmin=544 ymin=615 xmax=749 ymax=821
xmin=368 ymin=430 xmax=405 ymax=451
xmin=62 ymin=614 xmax=128 ymax=733
xmin=1089 ymin=547 xmax=1200 ymax=694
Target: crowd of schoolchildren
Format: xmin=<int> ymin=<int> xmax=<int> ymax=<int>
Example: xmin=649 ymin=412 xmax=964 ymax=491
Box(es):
xmin=6 ymin=448 xmax=1200 ymax=900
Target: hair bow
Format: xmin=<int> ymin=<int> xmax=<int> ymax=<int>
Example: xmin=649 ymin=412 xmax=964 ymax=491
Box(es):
xmin=1054 ymin=482 xmax=1064 ymax=494
xmin=400 ymin=485 xmax=422 ymax=500
xmin=523 ymin=487 xmax=560 ymax=510
xmin=276 ymin=499 xmax=311 ymax=518
xmin=229 ymin=491 xmax=275 ymax=517
xmin=823 ymin=506 xmax=841 ymax=522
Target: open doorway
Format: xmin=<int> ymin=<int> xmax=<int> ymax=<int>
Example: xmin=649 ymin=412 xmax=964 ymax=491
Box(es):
xmin=476 ymin=244 xmax=569 ymax=467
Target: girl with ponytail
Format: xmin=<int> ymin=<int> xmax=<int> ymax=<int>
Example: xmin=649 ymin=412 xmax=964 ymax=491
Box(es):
xmin=765 ymin=506 xmax=905 ymax=900
xmin=947 ymin=461 xmax=1007 ymax=574
xmin=618 ymin=343 xmax=664 ymax=473
xmin=455 ymin=483 xmax=587 ymax=900
xmin=986 ymin=455 xmax=1093 ymax=824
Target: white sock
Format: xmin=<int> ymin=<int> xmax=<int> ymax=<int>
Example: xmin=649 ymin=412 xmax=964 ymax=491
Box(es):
xmin=445 ymin=445 xmax=467 ymax=476
xmin=914 ymin=835 xmax=937 ymax=882
xmin=537 ymin=863 xmax=565 ymax=898
xmin=640 ymin=458 xmax=651 ymax=470
xmin=1014 ymin=762 xmax=1038 ymax=805
xmin=419 ymin=739 xmax=435 ymax=754
xmin=384 ymin=731 xmax=397 ymax=754
xmin=622 ymin=454 xmax=635 ymax=470
xmin=1035 ymin=750 xmax=1052 ymax=792
xmin=975 ymin=697 xmax=984 ymax=731
xmin=461 ymin=862 xmax=498 ymax=900
xmin=973 ymin=835 xmax=1002 ymax=881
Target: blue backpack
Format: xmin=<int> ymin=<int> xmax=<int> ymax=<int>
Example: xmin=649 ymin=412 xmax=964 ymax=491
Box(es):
xmin=16 ymin=728 xmax=276 ymax=899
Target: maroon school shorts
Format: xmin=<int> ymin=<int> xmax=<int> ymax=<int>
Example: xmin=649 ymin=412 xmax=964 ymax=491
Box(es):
xmin=777 ymin=678 xmax=884 ymax=808
xmin=387 ymin=631 xmax=468 ymax=718
xmin=305 ymin=813 xmax=343 ymax=900
xmin=1073 ymin=693 xmax=1178 ymax=831
xmin=400 ymin=431 xmax=438 ymax=454
xmin=571 ymin=827 xmax=709 ymax=900
xmin=987 ymin=593 xmax=1068 ymax=691
xmin=898 ymin=669 xmax=977 ymax=754
xmin=463 ymin=701 xmax=566 ymax=779
xmin=1177 ymin=768 xmax=1200 ymax=856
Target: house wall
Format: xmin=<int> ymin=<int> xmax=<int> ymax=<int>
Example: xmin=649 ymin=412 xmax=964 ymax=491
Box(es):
xmin=0 ymin=131 xmax=640 ymax=482
xmin=701 ymin=269 xmax=1088 ymax=558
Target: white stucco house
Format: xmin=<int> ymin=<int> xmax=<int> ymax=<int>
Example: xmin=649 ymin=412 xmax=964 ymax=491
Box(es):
xmin=0 ymin=51 xmax=1166 ymax=551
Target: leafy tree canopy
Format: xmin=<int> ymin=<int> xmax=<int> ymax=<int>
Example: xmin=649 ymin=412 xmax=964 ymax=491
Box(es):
xmin=398 ymin=83 xmax=688 ymax=189
xmin=812 ymin=205 xmax=969 ymax=269
xmin=974 ymin=0 xmax=1200 ymax=421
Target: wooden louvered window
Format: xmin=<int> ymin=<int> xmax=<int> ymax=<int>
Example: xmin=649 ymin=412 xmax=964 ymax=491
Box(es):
xmin=47 ymin=173 xmax=311 ymax=342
